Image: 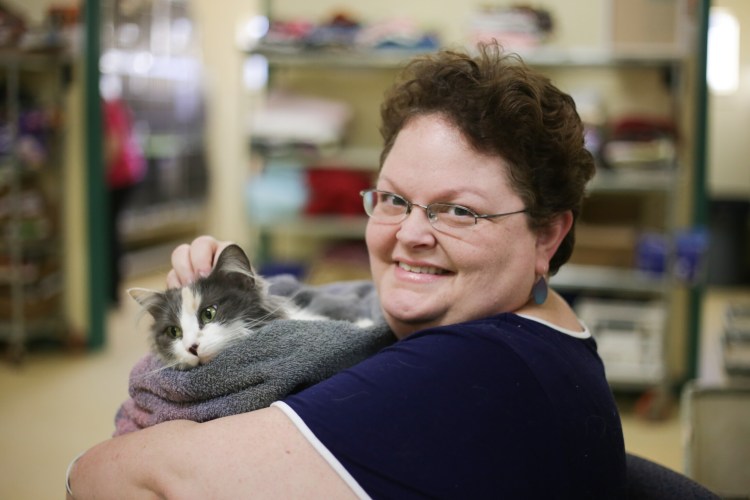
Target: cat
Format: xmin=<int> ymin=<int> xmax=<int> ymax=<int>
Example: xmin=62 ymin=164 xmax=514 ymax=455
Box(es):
xmin=129 ymin=244 xmax=367 ymax=370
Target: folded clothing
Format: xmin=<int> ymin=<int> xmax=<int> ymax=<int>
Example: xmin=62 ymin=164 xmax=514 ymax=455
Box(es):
xmin=115 ymin=319 xmax=395 ymax=436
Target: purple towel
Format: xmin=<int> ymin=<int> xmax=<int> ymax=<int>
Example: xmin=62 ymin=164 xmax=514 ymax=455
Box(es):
xmin=114 ymin=319 xmax=394 ymax=436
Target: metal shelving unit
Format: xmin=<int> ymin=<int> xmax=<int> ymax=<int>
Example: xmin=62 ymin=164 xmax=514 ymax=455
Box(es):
xmin=246 ymin=42 xmax=692 ymax=408
xmin=539 ymin=54 xmax=687 ymax=414
xmin=0 ymin=51 xmax=70 ymax=361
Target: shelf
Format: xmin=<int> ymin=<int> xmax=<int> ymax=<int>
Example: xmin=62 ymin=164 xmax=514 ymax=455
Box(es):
xmin=255 ymin=145 xmax=381 ymax=172
xmin=606 ymin=372 xmax=666 ymax=388
xmin=0 ymin=314 xmax=66 ymax=340
xmin=515 ymin=46 xmax=686 ymax=68
xmin=0 ymin=50 xmax=69 ymax=360
xmin=256 ymin=215 xmax=367 ymax=238
xmin=251 ymin=44 xmax=686 ymax=70
xmin=0 ymin=238 xmax=60 ymax=255
xmin=0 ymin=50 xmax=70 ymax=71
xmin=121 ymin=201 xmax=206 ymax=248
xmin=587 ymin=168 xmax=679 ymax=194
xmin=551 ymin=264 xmax=670 ymax=295
xmin=304 ymin=146 xmax=381 ymax=171
xmin=250 ymin=45 xmax=430 ymax=69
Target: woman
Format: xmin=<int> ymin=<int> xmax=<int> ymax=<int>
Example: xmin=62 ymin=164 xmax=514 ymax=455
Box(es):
xmin=68 ymin=43 xmax=625 ymax=498
xmin=101 ymin=74 xmax=146 ymax=305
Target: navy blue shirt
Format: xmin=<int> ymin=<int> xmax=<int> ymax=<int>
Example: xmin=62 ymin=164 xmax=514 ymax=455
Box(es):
xmin=280 ymin=313 xmax=626 ymax=499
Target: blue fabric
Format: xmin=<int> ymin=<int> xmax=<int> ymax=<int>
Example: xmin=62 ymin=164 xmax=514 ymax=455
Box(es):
xmin=625 ymin=453 xmax=720 ymax=500
xmin=283 ymin=313 xmax=626 ymax=499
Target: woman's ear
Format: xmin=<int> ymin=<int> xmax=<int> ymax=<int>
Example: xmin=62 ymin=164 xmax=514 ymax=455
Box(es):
xmin=535 ymin=211 xmax=573 ymax=273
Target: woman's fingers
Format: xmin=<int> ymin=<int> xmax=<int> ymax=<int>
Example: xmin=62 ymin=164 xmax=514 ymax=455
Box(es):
xmin=167 ymin=236 xmax=233 ymax=288
xmin=167 ymin=243 xmax=194 ymax=288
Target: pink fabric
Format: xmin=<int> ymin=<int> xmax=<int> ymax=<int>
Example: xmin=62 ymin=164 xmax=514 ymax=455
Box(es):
xmin=114 ymin=354 xmax=266 ymax=436
xmin=114 ymin=355 xmax=172 ymax=435
xmin=103 ymin=99 xmax=145 ymax=189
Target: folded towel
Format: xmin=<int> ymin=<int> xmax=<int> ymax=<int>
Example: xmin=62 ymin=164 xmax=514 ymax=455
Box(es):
xmin=114 ymin=319 xmax=395 ymax=436
xmin=268 ymin=275 xmax=384 ymax=323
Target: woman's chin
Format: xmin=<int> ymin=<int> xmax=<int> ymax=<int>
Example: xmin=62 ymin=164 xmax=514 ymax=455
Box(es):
xmin=382 ymin=302 xmax=443 ymax=337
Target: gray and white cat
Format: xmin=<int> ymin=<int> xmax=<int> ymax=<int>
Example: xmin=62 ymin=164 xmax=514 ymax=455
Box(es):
xmin=129 ymin=244 xmax=361 ymax=370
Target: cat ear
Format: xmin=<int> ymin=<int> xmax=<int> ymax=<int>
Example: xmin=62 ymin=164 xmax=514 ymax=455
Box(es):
xmin=212 ymin=244 xmax=257 ymax=285
xmin=127 ymin=287 xmax=160 ymax=306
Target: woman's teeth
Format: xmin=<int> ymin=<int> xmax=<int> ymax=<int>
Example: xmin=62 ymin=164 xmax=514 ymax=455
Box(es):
xmin=398 ymin=262 xmax=447 ymax=275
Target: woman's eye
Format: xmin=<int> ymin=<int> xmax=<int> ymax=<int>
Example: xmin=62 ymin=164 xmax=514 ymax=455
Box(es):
xmin=446 ymin=205 xmax=475 ymax=218
xmin=382 ymin=193 xmax=407 ymax=207
xmin=164 ymin=326 xmax=182 ymax=339
xmin=200 ymin=306 xmax=217 ymax=324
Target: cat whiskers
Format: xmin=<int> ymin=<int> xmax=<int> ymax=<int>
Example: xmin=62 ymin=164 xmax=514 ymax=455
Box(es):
xmin=242 ymin=309 xmax=289 ymax=331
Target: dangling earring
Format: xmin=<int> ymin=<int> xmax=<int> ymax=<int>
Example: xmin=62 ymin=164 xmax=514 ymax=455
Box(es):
xmin=531 ymin=276 xmax=548 ymax=305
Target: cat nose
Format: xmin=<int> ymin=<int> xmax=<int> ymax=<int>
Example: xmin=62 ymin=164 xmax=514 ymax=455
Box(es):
xmin=188 ymin=343 xmax=199 ymax=356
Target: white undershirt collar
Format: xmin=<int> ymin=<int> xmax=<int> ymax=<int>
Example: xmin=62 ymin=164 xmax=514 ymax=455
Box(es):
xmin=514 ymin=313 xmax=591 ymax=339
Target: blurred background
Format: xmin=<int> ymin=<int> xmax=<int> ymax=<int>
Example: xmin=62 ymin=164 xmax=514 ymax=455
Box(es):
xmin=0 ymin=0 xmax=749 ymax=498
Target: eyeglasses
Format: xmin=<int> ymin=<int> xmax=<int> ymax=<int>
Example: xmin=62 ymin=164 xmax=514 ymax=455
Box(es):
xmin=360 ymin=189 xmax=527 ymax=230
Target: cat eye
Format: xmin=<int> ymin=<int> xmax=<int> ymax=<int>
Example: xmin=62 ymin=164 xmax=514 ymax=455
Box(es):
xmin=164 ymin=325 xmax=182 ymax=339
xmin=200 ymin=305 xmax=218 ymax=325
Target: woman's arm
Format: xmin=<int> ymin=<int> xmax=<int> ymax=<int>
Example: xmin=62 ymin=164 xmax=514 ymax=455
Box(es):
xmin=67 ymin=406 xmax=357 ymax=499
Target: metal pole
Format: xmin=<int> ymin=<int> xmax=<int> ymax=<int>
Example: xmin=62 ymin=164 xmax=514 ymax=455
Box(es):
xmin=686 ymin=0 xmax=711 ymax=381
xmin=85 ymin=0 xmax=107 ymax=349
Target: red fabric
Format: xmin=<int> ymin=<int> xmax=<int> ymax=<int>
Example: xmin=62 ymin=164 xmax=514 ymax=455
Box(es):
xmin=103 ymin=99 xmax=146 ymax=188
xmin=304 ymin=168 xmax=372 ymax=215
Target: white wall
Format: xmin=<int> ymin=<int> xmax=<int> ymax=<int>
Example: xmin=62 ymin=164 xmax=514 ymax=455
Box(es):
xmin=709 ymin=0 xmax=750 ymax=198
xmin=190 ymin=0 xmax=260 ymax=249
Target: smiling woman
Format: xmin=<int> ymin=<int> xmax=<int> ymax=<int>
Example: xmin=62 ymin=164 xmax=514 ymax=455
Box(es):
xmin=67 ymin=42 xmax=625 ymax=499
xmin=365 ymin=113 xmax=569 ymax=337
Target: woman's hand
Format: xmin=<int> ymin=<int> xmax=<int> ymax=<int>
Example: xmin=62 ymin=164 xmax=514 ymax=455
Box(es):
xmin=166 ymin=235 xmax=233 ymax=288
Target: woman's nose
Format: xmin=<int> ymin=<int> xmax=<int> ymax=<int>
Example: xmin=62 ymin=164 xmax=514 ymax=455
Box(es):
xmin=396 ymin=205 xmax=437 ymax=246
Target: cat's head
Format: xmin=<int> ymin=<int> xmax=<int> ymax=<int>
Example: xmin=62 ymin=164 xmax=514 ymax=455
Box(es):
xmin=129 ymin=244 xmax=288 ymax=370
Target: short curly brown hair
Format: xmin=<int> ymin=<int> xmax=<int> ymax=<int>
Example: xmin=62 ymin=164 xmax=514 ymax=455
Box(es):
xmin=379 ymin=42 xmax=595 ymax=275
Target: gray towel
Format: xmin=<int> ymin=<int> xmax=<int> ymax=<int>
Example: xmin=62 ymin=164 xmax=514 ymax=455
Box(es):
xmin=114 ymin=319 xmax=395 ymax=435
xmin=268 ymin=275 xmax=385 ymax=323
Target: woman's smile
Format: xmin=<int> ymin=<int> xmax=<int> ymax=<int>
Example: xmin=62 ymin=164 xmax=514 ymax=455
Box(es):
xmin=396 ymin=261 xmax=450 ymax=276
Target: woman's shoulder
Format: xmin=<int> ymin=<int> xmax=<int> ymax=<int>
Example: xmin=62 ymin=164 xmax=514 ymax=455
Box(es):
xmin=405 ymin=311 xmax=593 ymax=352
xmin=395 ymin=313 xmax=606 ymax=388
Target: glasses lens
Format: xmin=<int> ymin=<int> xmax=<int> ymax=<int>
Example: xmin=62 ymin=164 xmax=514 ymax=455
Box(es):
xmin=430 ymin=203 xmax=477 ymax=228
xmin=363 ymin=191 xmax=408 ymax=222
xmin=362 ymin=190 xmax=376 ymax=215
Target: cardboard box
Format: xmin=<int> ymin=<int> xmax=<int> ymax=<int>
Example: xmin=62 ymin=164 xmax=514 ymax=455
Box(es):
xmin=609 ymin=0 xmax=691 ymax=55
xmin=569 ymin=223 xmax=637 ymax=268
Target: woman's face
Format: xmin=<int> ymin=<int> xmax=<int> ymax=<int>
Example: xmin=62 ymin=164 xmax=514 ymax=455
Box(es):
xmin=367 ymin=114 xmax=545 ymax=338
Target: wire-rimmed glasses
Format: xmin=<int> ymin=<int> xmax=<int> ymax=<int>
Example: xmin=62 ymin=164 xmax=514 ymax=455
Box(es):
xmin=360 ymin=189 xmax=527 ymax=231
